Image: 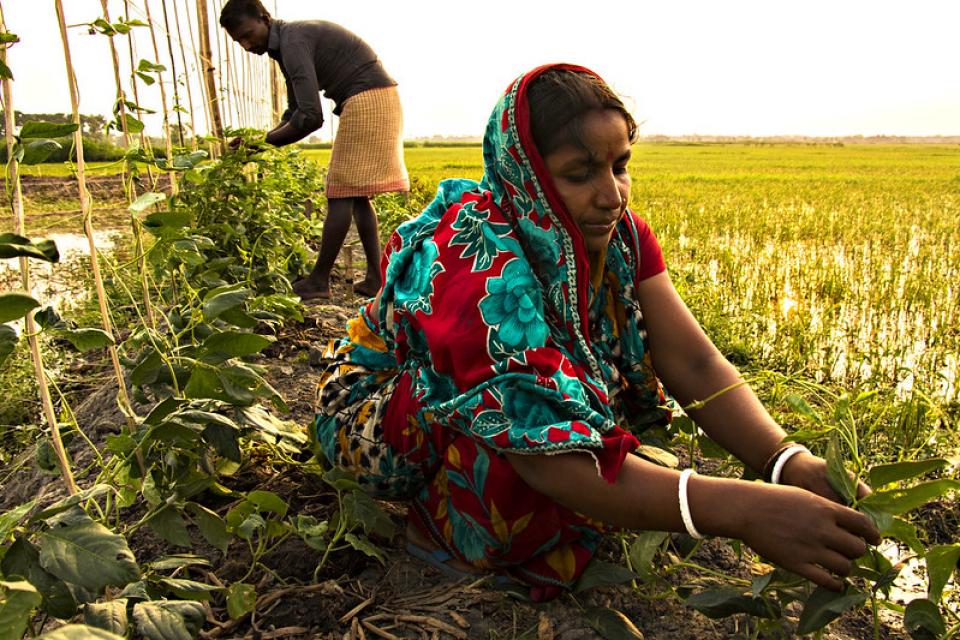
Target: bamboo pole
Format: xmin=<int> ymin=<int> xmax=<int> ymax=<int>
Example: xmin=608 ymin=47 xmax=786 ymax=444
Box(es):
xmin=101 ymin=0 xmax=156 ymax=330
xmin=142 ymin=0 xmax=177 ymax=194
xmin=185 ymin=0 xmax=215 ymax=156
xmin=195 ymin=0 xmax=223 ymax=148
xmin=172 ymin=0 xmax=198 ymax=151
xmin=54 ymin=0 xmax=138 ymax=434
xmin=159 ymin=0 xmax=184 ymax=147
xmin=123 ymin=0 xmax=158 ymax=190
xmin=1 ymin=2 xmax=77 ymax=495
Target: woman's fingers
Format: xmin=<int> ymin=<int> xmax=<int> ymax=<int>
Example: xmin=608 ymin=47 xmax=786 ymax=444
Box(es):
xmin=791 ymin=561 xmax=846 ymax=592
xmin=834 ymin=505 xmax=882 ymax=545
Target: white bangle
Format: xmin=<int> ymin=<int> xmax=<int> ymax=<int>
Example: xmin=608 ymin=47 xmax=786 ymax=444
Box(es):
xmin=678 ymin=468 xmax=704 ymax=540
xmin=770 ymin=445 xmax=810 ymax=485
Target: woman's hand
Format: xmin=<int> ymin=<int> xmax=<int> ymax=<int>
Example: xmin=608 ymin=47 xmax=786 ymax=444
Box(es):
xmin=737 ymin=482 xmax=881 ymax=591
xmin=779 ymin=449 xmax=872 ymax=504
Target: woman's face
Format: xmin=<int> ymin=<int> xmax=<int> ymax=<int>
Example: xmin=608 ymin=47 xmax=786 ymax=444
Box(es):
xmin=543 ymin=109 xmax=632 ymax=257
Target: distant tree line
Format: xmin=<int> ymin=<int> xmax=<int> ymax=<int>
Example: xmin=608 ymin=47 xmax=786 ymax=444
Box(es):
xmin=0 ymin=110 xmax=107 ymax=139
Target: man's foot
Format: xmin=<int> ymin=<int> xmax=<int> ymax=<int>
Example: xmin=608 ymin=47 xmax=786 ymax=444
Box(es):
xmin=353 ymin=278 xmax=382 ymax=299
xmin=292 ymin=277 xmax=330 ymax=301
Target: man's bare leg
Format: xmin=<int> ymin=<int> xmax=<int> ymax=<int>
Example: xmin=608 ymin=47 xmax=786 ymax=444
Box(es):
xmin=293 ymin=197 xmax=355 ymax=300
xmin=352 ymin=196 xmax=383 ymax=297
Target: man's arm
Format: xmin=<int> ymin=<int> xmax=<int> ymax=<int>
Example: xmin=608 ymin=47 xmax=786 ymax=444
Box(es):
xmin=266 ymin=40 xmax=323 ymax=146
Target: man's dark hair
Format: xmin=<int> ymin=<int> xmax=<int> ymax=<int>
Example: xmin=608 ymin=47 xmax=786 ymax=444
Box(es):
xmin=219 ymin=0 xmax=271 ymax=31
xmin=527 ymin=69 xmax=638 ymax=158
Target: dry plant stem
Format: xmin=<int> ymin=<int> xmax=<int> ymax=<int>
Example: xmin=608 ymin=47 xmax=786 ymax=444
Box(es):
xmin=195 ymin=0 xmax=224 ymax=148
xmin=55 ymin=0 xmax=142 ymax=469
xmin=171 ymin=0 xmax=198 ymax=151
xmin=185 ymin=0 xmax=215 ymax=157
xmin=142 ymin=0 xmax=177 ymax=194
xmin=159 ymin=0 xmax=185 ymax=146
xmin=122 ymin=0 xmax=157 ymax=189
xmin=0 ymin=4 xmax=78 ymax=495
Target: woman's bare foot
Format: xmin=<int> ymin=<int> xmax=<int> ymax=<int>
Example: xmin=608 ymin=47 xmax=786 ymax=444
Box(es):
xmin=353 ymin=278 xmax=382 ymax=299
xmin=292 ymin=275 xmax=330 ymax=301
xmin=405 ymin=520 xmax=479 ymax=575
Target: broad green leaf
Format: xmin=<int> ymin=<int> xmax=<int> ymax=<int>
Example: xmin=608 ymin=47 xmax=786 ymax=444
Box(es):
xmin=0 ymin=235 xmax=59 ymax=262
xmin=342 ymin=491 xmax=394 ymax=538
xmin=628 ymin=530 xmax=668 ymax=583
xmin=184 ymin=367 xmax=221 ymax=401
xmin=122 ymin=114 xmax=145 ymax=134
xmin=323 ymin=467 xmax=362 ymax=491
xmin=344 ymin=532 xmax=385 ymax=564
xmin=202 ymin=421 xmax=241 ymax=462
xmin=293 ymin=515 xmax=329 ymax=551
xmin=157 ymin=577 xmax=220 ymax=601
xmin=30 ymin=484 xmax=114 ymax=523
xmin=21 ymin=139 xmax=62 ymax=165
xmin=58 ymin=327 xmax=115 ymax=352
xmin=38 ymin=521 xmax=140 ymax=593
xmin=19 ymin=121 xmax=79 ymax=139
xmin=903 ymin=598 xmax=946 ymax=640
xmin=246 ymin=490 xmax=287 ymax=517
xmin=0 ymin=58 xmax=12 ymax=80
xmin=825 ymin=434 xmax=856 ymax=504
xmin=925 ymin=544 xmax=960 ymax=602
xmin=0 ymin=580 xmax=42 ymax=640
xmin=202 ymin=331 xmax=274 ymax=358
xmin=129 ymin=191 xmax=166 ymax=214
xmin=84 ymin=599 xmax=129 ymax=635
xmin=143 ymin=210 xmax=192 ymax=232
xmin=0 ymin=32 xmax=20 ymax=44
xmin=0 ymin=324 xmax=18 ymax=368
xmin=885 ymin=517 xmax=925 ymax=555
xmin=136 ymin=59 xmax=166 ymax=73
xmin=226 ymin=582 xmax=256 ymax=619
xmin=33 ymin=306 xmax=64 ymax=329
xmin=38 ymin=625 xmax=125 ymax=640
xmin=684 ymin=587 xmax=779 ymax=619
xmin=132 ymin=600 xmax=204 ymax=640
xmin=796 ymin=586 xmax=868 ymax=635
xmin=860 ymin=479 xmax=960 ymax=516
xmin=582 ymin=607 xmax=644 ymax=640
xmin=0 ymin=501 xmax=35 ymax=541
xmin=0 ymin=292 xmax=39 ymax=323
xmin=187 ymin=503 xmax=229 ymax=554
xmin=131 ymin=350 xmax=162 ymax=386
xmin=148 ymin=506 xmax=192 ymax=548
xmin=574 ymin=560 xmax=638 ymax=593
xmin=785 ymin=394 xmax=822 ymax=423
xmin=1 ymin=537 xmax=78 ymax=618
xmin=869 ymin=459 xmax=947 ymax=487
xmin=202 ymin=286 xmax=250 ymax=321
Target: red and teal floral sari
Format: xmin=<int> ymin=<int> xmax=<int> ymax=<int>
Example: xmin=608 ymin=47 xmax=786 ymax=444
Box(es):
xmin=315 ymin=64 xmax=671 ymax=596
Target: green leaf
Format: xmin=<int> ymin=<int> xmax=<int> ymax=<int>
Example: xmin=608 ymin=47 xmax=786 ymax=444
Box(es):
xmin=38 ymin=521 xmax=140 ymax=593
xmin=19 ymin=121 xmax=79 ymax=139
xmin=3 ymin=234 xmax=58 ymax=265
xmin=0 ymin=501 xmax=35 ymax=542
xmin=226 ymin=582 xmax=256 ymax=619
xmin=344 ymin=532 xmax=386 ymax=564
xmin=796 ymin=586 xmax=868 ymax=635
xmin=246 ymin=490 xmax=287 ymax=518
xmin=684 ymin=587 xmax=780 ymax=619
xmin=785 ymin=394 xmax=822 ymax=423
xmin=148 ymin=554 xmax=212 ymax=572
xmin=122 ymin=114 xmax=145 ymax=134
xmin=574 ymin=560 xmax=638 ymax=592
xmin=143 ymin=210 xmax=192 ymax=232
xmin=0 ymin=292 xmax=39 ymax=323
xmin=0 ymin=580 xmax=42 ymax=640
xmin=292 ymin=515 xmax=329 ymax=551
xmin=184 ymin=367 xmax=221 ymax=401
xmin=903 ymin=598 xmax=946 ymax=640
xmin=132 ymin=600 xmax=205 ymax=640
xmin=129 ymin=191 xmax=166 ymax=214
xmin=84 ymin=599 xmax=129 ymax=635
xmin=202 ymin=331 xmax=274 ymax=358
xmin=0 ymin=32 xmax=20 ymax=44
xmin=136 ymin=58 xmax=166 ymax=73
xmin=38 ymin=624 xmax=125 ymax=639
xmin=925 ymin=544 xmax=960 ymax=602
xmin=869 ymin=459 xmax=947 ymax=487
xmin=323 ymin=467 xmax=362 ymax=492
xmin=30 ymin=485 xmax=115 ymax=524
xmin=203 ymin=421 xmax=241 ymax=462
xmin=20 ymin=140 xmax=62 ymax=165
xmin=57 ymin=327 xmax=115 ymax=352
xmin=131 ymin=349 xmax=162 ymax=386
xmin=202 ymin=287 xmax=250 ymax=321
xmin=157 ymin=577 xmax=220 ymax=601
xmin=148 ymin=506 xmax=192 ymax=547
xmin=885 ymin=517 xmax=925 ymax=555
xmin=825 ymin=434 xmax=856 ymax=505
xmin=628 ymin=531 xmax=668 ymax=583
xmin=342 ymin=491 xmax=394 ymax=538
xmin=0 ymin=324 xmax=18 ymax=368
xmin=582 ymin=607 xmax=644 ymax=640
xmin=860 ymin=479 xmax=960 ymax=516
xmin=1 ymin=537 xmax=78 ymax=618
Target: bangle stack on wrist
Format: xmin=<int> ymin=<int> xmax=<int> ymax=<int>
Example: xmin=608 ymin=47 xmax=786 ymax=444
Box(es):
xmin=762 ymin=444 xmax=810 ymax=484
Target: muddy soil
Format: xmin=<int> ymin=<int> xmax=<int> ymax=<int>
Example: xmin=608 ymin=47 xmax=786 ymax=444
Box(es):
xmin=0 ymin=280 xmax=911 ymax=639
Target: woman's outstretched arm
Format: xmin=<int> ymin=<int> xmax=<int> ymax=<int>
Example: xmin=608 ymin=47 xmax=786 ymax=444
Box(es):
xmin=506 ymin=452 xmax=880 ymax=591
xmin=635 ymin=271 xmax=869 ymax=501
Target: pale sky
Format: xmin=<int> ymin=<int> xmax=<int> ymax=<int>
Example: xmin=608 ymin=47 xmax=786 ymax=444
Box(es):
xmin=3 ymin=0 xmax=959 ymax=139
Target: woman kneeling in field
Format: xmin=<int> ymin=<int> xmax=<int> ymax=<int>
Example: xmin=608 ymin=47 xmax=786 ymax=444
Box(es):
xmin=313 ymin=63 xmax=879 ymax=600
